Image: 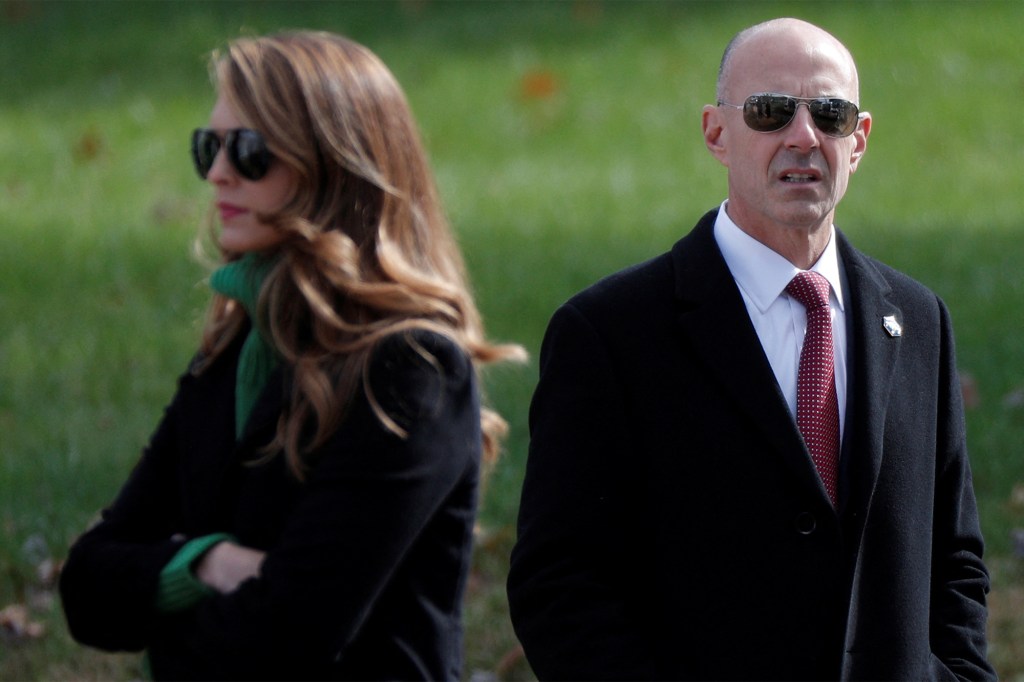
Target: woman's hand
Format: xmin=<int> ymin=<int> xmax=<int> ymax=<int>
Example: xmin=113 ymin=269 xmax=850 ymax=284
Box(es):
xmin=195 ymin=542 xmax=266 ymax=594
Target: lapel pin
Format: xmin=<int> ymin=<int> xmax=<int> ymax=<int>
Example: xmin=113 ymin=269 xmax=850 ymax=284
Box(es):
xmin=882 ymin=315 xmax=902 ymax=337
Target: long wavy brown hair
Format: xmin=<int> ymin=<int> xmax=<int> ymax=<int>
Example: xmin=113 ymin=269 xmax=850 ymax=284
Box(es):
xmin=195 ymin=31 xmax=524 ymax=478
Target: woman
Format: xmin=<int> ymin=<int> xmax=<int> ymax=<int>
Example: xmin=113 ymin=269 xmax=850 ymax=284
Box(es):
xmin=60 ymin=31 xmax=522 ymax=681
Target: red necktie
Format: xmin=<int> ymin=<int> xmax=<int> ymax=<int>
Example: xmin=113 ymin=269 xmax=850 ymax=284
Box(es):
xmin=786 ymin=271 xmax=840 ymax=506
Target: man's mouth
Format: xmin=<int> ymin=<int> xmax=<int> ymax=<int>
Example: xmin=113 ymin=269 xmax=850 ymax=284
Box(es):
xmin=781 ymin=173 xmax=817 ymax=183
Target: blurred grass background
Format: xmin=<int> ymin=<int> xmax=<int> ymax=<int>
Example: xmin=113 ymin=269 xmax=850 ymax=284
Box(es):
xmin=0 ymin=0 xmax=1022 ymax=679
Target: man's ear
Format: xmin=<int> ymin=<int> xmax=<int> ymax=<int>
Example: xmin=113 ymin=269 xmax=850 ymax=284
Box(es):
xmin=702 ymin=104 xmax=729 ymax=167
xmin=848 ymin=111 xmax=871 ymax=173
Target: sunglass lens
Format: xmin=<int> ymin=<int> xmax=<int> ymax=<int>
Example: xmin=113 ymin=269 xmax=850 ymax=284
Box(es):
xmin=191 ymin=129 xmax=220 ymax=179
xmin=229 ymin=129 xmax=271 ymax=181
xmin=810 ymin=99 xmax=859 ymax=136
xmin=744 ymin=95 xmax=795 ymax=133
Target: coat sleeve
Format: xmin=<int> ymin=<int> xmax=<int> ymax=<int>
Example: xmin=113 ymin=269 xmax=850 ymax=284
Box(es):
xmin=145 ymin=332 xmax=480 ymax=679
xmin=507 ymin=303 xmax=662 ymax=680
xmin=928 ymin=298 xmax=995 ymax=681
xmin=59 ymin=367 xmax=197 ymax=652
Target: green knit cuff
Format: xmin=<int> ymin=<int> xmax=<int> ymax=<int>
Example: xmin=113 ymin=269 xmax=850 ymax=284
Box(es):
xmin=155 ymin=533 xmax=236 ymax=613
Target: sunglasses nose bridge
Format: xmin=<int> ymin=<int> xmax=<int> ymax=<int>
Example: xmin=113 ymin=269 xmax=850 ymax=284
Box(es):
xmin=192 ymin=130 xmax=225 ymax=180
xmin=781 ymin=102 xmax=822 ymax=146
xmin=747 ymin=97 xmax=816 ymax=132
xmin=191 ymin=128 xmax=273 ymax=182
xmin=788 ymin=100 xmax=816 ymax=121
xmin=204 ymin=140 xmax=236 ymax=182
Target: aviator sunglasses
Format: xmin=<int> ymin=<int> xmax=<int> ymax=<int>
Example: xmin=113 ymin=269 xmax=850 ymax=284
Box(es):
xmin=191 ymin=128 xmax=274 ymax=181
xmin=717 ymin=93 xmax=862 ymax=138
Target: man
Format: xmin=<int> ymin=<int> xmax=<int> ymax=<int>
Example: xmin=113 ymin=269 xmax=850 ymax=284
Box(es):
xmin=507 ymin=18 xmax=993 ymax=681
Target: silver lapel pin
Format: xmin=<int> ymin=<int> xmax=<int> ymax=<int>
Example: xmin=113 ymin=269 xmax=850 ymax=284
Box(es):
xmin=882 ymin=315 xmax=902 ymax=337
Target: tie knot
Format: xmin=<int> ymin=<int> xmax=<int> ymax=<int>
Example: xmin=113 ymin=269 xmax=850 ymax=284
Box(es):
xmin=786 ymin=271 xmax=831 ymax=311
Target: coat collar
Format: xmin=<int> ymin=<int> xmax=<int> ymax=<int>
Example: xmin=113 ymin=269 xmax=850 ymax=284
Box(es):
xmin=669 ymin=209 xmax=902 ymax=517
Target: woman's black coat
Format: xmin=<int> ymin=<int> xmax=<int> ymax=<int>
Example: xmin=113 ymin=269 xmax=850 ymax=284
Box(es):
xmin=60 ymin=330 xmax=482 ymax=681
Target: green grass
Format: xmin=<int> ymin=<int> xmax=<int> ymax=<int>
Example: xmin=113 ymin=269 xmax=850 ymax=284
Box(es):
xmin=1 ymin=0 xmax=1023 ymax=679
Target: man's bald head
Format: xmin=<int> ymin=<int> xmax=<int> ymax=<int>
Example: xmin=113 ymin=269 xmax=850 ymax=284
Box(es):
xmin=716 ymin=18 xmax=860 ymax=104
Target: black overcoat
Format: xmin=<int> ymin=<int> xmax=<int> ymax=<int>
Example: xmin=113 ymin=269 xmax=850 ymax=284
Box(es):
xmin=508 ymin=209 xmax=993 ymax=681
xmin=61 ymin=330 xmax=482 ymax=681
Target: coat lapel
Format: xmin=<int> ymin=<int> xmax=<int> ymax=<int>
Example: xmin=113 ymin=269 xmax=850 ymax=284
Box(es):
xmin=835 ymin=234 xmax=903 ymax=531
xmin=670 ymin=212 xmax=832 ymax=503
xmin=238 ymin=367 xmax=287 ymax=450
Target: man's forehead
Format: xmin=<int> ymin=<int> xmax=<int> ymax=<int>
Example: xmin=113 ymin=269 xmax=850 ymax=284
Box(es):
xmin=725 ymin=32 xmax=858 ymax=99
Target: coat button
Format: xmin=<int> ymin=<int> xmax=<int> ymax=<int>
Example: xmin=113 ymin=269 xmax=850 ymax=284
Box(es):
xmin=795 ymin=512 xmax=817 ymax=535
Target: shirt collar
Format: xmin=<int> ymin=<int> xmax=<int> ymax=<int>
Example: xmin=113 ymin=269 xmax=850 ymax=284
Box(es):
xmin=713 ymin=200 xmax=846 ymax=314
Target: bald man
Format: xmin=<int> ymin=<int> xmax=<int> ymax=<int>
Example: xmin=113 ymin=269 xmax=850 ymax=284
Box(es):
xmin=508 ymin=18 xmax=993 ymax=681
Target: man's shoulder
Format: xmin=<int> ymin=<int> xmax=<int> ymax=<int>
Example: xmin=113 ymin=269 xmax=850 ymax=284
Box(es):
xmin=562 ymin=209 xmax=720 ymax=319
xmin=840 ymin=236 xmax=941 ymax=306
xmin=566 ymin=250 xmax=676 ymax=315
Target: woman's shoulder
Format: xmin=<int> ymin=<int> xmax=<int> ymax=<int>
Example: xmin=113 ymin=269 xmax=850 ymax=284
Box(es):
xmin=370 ymin=328 xmax=471 ymax=380
xmin=365 ymin=328 xmax=475 ymax=429
xmin=183 ymin=323 xmax=250 ymax=378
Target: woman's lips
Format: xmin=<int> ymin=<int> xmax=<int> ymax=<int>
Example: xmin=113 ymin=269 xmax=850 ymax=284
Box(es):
xmin=217 ymin=202 xmax=247 ymax=222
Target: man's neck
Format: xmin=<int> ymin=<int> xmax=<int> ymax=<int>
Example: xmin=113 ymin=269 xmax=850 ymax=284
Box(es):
xmin=723 ymin=204 xmax=833 ymax=270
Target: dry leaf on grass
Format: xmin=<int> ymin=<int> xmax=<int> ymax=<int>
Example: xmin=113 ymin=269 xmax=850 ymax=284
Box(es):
xmin=520 ymin=70 xmax=560 ymax=100
xmin=1011 ymin=529 xmax=1024 ymax=559
xmin=0 ymin=603 xmax=46 ymax=642
xmin=1010 ymin=484 xmax=1024 ymax=510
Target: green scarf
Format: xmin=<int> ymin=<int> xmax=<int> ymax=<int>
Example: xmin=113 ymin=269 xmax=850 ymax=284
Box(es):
xmin=209 ymin=252 xmax=280 ymax=439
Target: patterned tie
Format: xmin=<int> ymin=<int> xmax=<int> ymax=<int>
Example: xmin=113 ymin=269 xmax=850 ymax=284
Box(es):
xmin=786 ymin=271 xmax=840 ymax=506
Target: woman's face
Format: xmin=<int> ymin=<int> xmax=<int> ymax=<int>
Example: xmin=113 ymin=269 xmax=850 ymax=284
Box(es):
xmin=204 ymin=93 xmax=297 ymax=254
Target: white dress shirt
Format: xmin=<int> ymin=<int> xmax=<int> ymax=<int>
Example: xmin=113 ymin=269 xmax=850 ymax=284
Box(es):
xmin=712 ymin=201 xmax=847 ymax=440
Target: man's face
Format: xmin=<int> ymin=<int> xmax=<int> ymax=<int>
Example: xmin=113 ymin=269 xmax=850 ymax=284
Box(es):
xmin=703 ymin=25 xmax=870 ymax=243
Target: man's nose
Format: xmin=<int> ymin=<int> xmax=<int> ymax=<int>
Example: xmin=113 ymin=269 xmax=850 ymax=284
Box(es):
xmin=783 ymin=103 xmax=820 ymax=151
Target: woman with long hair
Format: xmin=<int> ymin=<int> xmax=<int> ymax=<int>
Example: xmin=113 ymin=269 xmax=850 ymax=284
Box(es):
xmin=60 ymin=31 xmax=523 ymax=680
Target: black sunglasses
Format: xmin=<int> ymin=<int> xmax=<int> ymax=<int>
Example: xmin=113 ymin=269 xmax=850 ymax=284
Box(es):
xmin=717 ymin=93 xmax=862 ymax=138
xmin=190 ymin=128 xmax=273 ymax=181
